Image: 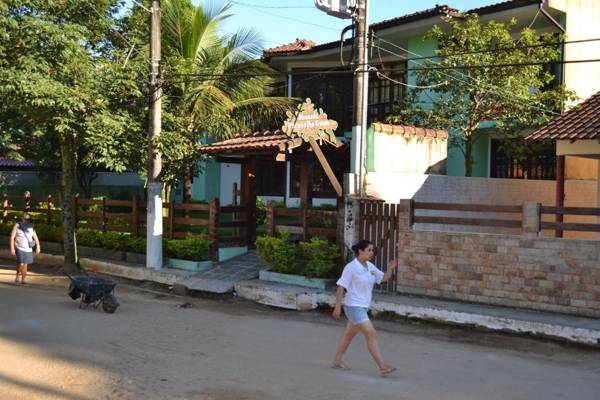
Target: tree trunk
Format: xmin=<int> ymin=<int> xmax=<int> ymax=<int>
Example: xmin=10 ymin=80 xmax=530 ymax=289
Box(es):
xmin=59 ymin=134 xmax=78 ymax=271
xmin=182 ymin=160 xmax=192 ymax=204
xmin=465 ymin=135 xmax=474 ymax=177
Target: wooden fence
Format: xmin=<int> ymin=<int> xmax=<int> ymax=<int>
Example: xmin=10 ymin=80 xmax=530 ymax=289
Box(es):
xmin=540 ymin=206 xmax=600 ymax=234
xmin=1 ymin=193 xmax=249 ymax=250
xmin=265 ymin=203 xmax=338 ymax=240
xmin=412 ymin=201 xmax=523 ymax=229
xmin=358 ymin=200 xmax=400 ymax=292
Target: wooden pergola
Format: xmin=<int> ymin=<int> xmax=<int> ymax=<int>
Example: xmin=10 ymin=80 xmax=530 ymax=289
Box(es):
xmin=198 ymin=129 xmax=347 ymax=246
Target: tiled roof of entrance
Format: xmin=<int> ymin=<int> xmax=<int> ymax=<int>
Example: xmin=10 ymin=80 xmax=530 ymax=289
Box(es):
xmin=372 ymin=123 xmax=448 ymax=139
xmin=198 ymin=130 xmax=305 ymax=155
xmin=526 ymin=91 xmax=600 ymax=141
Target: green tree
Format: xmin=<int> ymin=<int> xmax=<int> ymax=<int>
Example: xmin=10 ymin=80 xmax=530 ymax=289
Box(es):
xmin=0 ymin=0 xmax=146 ymax=269
xmin=159 ymin=0 xmax=296 ymax=201
xmin=387 ymin=14 xmax=576 ymax=176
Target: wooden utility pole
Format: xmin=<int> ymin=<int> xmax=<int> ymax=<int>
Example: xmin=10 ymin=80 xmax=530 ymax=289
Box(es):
xmin=147 ymin=0 xmax=163 ymax=269
xmin=352 ymin=0 xmax=369 ymax=196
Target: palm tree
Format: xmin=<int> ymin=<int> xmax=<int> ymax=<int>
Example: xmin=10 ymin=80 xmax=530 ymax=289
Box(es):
xmin=161 ymin=0 xmax=296 ymax=202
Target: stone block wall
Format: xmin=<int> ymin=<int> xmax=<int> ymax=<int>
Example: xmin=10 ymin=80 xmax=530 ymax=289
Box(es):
xmin=396 ymin=200 xmax=600 ymax=317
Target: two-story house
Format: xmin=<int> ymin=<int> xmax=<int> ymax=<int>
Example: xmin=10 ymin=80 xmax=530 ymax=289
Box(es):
xmin=258 ymin=0 xmax=600 ymax=203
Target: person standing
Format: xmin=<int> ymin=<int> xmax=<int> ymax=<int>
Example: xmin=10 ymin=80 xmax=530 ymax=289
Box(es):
xmin=332 ymin=240 xmax=398 ymax=376
xmin=9 ymin=213 xmax=41 ymax=284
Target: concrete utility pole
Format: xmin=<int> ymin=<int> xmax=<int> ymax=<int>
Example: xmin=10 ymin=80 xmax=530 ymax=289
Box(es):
xmin=351 ymin=0 xmax=369 ymax=196
xmin=147 ymin=0 xmax=163 ymax=269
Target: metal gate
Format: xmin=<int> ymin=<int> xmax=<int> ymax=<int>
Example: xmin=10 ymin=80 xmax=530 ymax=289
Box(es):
xmin=358 ymin=200 xmax=399 ymax=292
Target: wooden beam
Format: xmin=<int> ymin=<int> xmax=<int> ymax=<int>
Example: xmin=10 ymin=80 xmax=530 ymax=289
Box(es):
xmin=299 ymin=155 xmax=309 ymax=208
xmin=309 ymin=139 xmax=343 ymax=198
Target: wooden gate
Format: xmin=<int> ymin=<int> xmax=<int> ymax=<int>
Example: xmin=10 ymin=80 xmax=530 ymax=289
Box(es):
xmin=358 ymin=200 xmax=399 ymax=292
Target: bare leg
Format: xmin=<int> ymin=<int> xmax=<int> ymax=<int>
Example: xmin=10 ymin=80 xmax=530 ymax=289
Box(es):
xmin=333 ymin=321 xmax=360 ymax=368
xmin=15 ymin=264 xmax=20 ymax=283
xmin=356 ymin=320 xmax=396 ymax=374
xmin=20 ymin=263 xmax=27 ymax=284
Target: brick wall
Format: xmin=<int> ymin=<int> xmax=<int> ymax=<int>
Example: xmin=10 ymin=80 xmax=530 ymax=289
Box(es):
xmin=396 ymin=200 xmax=600 ymax=318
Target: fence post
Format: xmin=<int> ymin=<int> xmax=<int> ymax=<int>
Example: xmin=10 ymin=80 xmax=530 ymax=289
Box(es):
xmin=397 ymin=199 xmax=414 ymax=232
xmin=47 ymin=195 xmax=53 ymax=225
xmin=522 ymin=202 xmax=541 ymax=238
xmin=24 ymin=191 xmax=31 ymax=213
xmin=266 ymin=201 xmax=275 ymax=236
xmin=2 ymin=194 xmax=8 ymax=223
xmin=301 ymin=206 xmax=308 ymax=240
xmin=168 ymin=201 xmax=175 ymax=239
xmin=72 ymin=195 xmax=78 ymax=228
xmin=102 ymin=197 xmax=107 ymax=232
xmin=131 ymin=195 xmax=140 ymax=236
xmin=208 ymin=198 xmax=219 ymax=261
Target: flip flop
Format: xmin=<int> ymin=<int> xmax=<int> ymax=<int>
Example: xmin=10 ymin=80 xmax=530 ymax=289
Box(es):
xmin=331 ymin=363 xmax=351 ymax=370
xmin=380 ymin=366 xmax=398 ymax=376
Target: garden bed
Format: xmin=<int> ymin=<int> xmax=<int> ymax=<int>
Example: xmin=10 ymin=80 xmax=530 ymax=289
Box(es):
xmin=259 ymin=270 xmax=335 ymax=290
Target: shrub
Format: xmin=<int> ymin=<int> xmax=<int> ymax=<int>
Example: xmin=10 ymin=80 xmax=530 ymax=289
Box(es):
xmin=256 ymin=197 xmax=267 ymax=225
xmin=300 ymin=238 xmax=340 ymax=278
xmin=255 ymin=233 xmax=300 ymax=274
xmin=256 ymin=234 xmax=340 ymax=277
xmin=164 ymin=235 xmax=211 ymax=261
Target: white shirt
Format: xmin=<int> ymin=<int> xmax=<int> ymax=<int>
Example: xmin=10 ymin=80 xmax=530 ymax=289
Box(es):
xmin=336 ymin=258 xmax=384 ymax=308
xmin=15 ymin=223 xmax=35 ymax=253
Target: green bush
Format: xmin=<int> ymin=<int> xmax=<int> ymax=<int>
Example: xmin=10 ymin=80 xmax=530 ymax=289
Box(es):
xmin=300 ymin=238 xmax=340 ymax=278
xmin=255 ymin=234 xmax=339 ymax=278
xmin=164 ymin=235 xmax=211 ymax=261
xmin=256 ymin=197 xmax=267 ymax=225
xmin=255 ymin=233 xmax=300 ymax=274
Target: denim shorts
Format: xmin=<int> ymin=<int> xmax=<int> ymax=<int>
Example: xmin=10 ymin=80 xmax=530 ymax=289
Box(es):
xmin=343 ymin=306 xmax=370 ymax=324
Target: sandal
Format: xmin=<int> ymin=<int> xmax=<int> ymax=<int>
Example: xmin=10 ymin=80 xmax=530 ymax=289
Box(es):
xmin=331 ymin=362 xmax=351 ymax=370
xmin=380 ymin=366 xmax=398 ymax=376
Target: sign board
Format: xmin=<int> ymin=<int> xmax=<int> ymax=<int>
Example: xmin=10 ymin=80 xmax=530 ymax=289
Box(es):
xmin=282 ymin=98 xmax=338 ymax=144
xmin=314 ymin=0 xmax=355 ymax=19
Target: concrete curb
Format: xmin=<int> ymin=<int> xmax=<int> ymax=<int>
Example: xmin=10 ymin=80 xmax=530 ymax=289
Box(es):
xmin=234 ymin=280 xmax=600 ymax=347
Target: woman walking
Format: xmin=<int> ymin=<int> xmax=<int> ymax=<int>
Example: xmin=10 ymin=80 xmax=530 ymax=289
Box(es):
xmin=332 ymin=240 xmax=398 ymax=376
xmin=10 ymin=213 xmax=41 ymax=285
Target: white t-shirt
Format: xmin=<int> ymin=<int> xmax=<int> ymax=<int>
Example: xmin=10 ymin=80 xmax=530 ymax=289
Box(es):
xmin=336 ymin=258 xmax=384 ymax=308
xmin=15 ymin=223 xmax=35 ymax=253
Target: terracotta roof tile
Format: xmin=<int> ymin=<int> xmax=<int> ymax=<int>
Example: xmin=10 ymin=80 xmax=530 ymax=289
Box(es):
xmin=372 ymin=122 xmax=448 ymax=139
xmin=264 ymin=38 xmax=316 ymax=55
xmin=198 ymin=130 xmax=302 ymax=155
xmin=526 ymin=91 xmax=600 ymax=142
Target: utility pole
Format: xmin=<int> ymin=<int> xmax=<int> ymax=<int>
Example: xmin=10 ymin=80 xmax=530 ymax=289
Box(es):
xmin=147 ymin=0 xmax=163 ymax=269
xmin=351 ymin=0 xmax=369 ymax=196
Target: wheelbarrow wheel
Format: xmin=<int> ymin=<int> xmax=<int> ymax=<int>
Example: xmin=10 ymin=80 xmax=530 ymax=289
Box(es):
xmin=102 ymin=294 xmax=119 ymax=314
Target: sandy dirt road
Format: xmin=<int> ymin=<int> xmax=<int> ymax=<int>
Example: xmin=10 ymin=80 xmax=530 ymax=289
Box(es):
xmin=1 ymin=263 xmax=600 ymax=400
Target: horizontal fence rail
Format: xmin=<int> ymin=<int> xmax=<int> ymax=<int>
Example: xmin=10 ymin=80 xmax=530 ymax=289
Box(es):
xmin=266 ymin=204 xmax=338 ymax=240
xmin=540 ymin=206 xmax=600 ymax=233
xmin=412 ymin=201 xmax=522 ymax=230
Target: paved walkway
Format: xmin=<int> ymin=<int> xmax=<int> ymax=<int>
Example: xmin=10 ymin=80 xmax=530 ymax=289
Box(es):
xmin=177 ymin=251 xmax=265 ymax=294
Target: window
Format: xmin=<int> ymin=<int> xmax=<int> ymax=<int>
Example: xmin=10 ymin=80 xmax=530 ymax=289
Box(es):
xmin=490 ymin=139 xmax=556 ymax=180
xmin=289 ymin=151 xmax=349 ymax=198
xmin=368 ymin=62 xmax=407 ymax=123
xmin=255 ymin=161 xmax=286 ymax=196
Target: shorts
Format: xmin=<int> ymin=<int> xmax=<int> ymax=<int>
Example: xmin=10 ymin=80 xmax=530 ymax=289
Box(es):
xmin=16 ymin=249 xmax=33 ymax=265
xmin=343 ymin=306 xmax=370 ymax=324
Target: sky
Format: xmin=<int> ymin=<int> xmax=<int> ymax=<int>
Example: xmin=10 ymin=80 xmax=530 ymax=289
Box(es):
xmin=220 ymin=0 xmax=505 ymax=49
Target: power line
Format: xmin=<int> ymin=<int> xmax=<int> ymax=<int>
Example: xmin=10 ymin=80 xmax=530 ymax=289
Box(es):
xmin=230 ymin=1 xmax=341 ymax=32
xmin=230 ymin=1 xmax=313 ymax=9
xmin=375 ymin=36 xmax=600 ymax=63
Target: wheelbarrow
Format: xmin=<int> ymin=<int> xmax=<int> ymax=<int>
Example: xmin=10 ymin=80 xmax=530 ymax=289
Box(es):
xmin=66 ymin=273 xmax=119 ymax=314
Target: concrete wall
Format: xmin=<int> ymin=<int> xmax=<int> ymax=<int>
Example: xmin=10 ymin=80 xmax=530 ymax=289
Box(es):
xmin=396 ymin=201 xmax=600 ymax=318
xmin=371 ymin=128 xmax=447 ymax=174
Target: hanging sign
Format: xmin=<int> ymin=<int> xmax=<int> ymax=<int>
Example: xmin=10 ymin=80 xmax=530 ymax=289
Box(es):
xmin=282 ymin=98 xmax=338 ymax=144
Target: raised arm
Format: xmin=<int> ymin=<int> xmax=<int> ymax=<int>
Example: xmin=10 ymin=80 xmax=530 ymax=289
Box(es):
xmin=380 ymin=259 xmax=398 ymax=283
